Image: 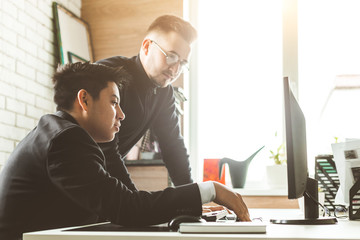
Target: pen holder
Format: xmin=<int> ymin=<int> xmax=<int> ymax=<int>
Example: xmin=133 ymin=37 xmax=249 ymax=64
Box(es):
xmin=349 ymin=178 xmax=360 ymax=220
xmin=314 ymin=155 xmax=340 ymax=211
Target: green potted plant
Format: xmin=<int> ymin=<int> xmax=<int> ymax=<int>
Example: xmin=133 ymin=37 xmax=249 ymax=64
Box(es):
xmin=269 ymin=142 xmax=286 ymax=165
xmin=266 ymin=132 xmax=287 ymax=188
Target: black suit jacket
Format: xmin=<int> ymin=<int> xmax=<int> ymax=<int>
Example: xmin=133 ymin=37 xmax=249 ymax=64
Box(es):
xmin=0 ymin=111 xmax=201 ymax=240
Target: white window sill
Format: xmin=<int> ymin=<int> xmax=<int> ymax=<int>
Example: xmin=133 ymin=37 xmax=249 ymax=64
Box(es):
xmin=232 ymin=181 xmax=287 ymax=196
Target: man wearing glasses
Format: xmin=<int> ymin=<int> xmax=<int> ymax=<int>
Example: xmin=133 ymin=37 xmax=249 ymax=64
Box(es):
xmin=96 ymin=15 xmax=196 ymax=189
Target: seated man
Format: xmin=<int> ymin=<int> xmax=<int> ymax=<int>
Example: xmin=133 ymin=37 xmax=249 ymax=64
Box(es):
xmin=0 ymin=62 xmax=250 ymax=240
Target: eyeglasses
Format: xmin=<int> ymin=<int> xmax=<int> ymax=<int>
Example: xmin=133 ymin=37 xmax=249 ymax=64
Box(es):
xmin=321 ymin=205 xmax=348 ymax=219
xmin=305 ymin=191 xmax=349 ymax=219
xmin=150 ymin=40 xmax=189 ymax=74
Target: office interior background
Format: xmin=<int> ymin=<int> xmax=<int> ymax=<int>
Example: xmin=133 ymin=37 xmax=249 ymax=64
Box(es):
xmin=0 ymin=0 xmax=360 ymax=188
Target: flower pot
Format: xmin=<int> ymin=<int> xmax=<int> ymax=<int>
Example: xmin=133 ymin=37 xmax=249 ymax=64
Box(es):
xmin=266 ymin=164 xmax=287 ymax=188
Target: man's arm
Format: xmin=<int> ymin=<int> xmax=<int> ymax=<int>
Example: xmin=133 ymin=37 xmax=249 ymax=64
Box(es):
xmin=48 ymin=127 xmax=202 ymax=226
xmin=98 ymin=136 xmax=137 ymax=191
xmin=152 ymin=87 xmax=193 ymax=186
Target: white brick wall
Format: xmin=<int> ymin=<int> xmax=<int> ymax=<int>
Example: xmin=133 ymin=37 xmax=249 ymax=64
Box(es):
xmin=0 ymin=0 xmax=82 ymax=171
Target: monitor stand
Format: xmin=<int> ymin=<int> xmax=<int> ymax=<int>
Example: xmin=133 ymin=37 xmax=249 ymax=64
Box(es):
xmin=270 ymin=178 xmax=337 ymax=225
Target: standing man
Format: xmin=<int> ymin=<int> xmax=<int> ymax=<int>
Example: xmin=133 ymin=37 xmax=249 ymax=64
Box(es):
xmin=97 ymin=15 xmax=197 ymax=188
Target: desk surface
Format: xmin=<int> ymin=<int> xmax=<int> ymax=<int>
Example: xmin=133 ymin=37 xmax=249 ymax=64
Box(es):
xmin=23 ymin=209 xmax=360 ymax=240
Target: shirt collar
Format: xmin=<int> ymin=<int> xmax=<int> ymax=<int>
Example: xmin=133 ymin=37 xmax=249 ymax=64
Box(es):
xmin=133 ymin=55 xmax=160 ymax=91
xmin=55 ymin=110 xmax=79 ymax=125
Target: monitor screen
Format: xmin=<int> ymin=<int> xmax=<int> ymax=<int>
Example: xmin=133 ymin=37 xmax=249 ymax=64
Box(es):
xmin=270 ymin=77 xmax=337 ymax=225
xmin=283 ymin=76 xmax=308 ymax=199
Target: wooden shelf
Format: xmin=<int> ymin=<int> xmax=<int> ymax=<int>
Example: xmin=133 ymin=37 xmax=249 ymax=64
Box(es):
xmin=124 ymin=159 xmax=170 ymax=191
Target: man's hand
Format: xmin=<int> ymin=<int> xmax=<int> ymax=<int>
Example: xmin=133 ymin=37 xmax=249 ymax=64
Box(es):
xmin=202 ymin=204 xmax=228 ymax=213
xmin=213 ymin=182 xmax=251 ymax=221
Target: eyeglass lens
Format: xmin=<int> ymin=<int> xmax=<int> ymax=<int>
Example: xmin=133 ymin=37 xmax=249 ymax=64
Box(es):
xmin=152 ymin=40 xmax=188 ymax=73
xmin=320 ymin=205 xmax=348 ymax=218
xmin=166 ymin=53 xmax=179 ymax=65
xmin=166 ymin=53 xmax=188 ymax=71
xmin=334 ymin=206 xmax=348 ymax=218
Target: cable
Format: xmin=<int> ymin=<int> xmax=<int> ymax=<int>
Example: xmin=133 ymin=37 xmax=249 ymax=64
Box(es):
xmin=304 ymin=190 xmax=329 ymax=217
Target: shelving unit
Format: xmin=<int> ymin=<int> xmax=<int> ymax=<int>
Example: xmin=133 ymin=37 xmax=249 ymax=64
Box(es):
xmin=124 ymin=159 xmax=171 ymax=191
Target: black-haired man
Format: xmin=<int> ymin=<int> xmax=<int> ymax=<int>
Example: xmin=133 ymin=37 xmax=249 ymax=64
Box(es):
xmin=0 ymin=62 xmax=250 ymax=240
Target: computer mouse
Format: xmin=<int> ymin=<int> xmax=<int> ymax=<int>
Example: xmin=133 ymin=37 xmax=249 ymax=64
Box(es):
xmin=168 ymin=215 xmax=205 ymax=231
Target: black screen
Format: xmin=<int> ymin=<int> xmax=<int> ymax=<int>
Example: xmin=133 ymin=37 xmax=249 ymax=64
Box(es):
xmin=283 ymin=77 xmax=308 ymax=199
xmin=270 ymin=77 xmax=337 ymax=224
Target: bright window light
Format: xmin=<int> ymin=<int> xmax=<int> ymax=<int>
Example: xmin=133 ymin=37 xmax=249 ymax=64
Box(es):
xmin=191 ymin=0 xmax=360 ymax=184
xmin=196 ymin=0 xmax=283 ymax=183
xmin=298 ymin=0 xmax=360 ymax=162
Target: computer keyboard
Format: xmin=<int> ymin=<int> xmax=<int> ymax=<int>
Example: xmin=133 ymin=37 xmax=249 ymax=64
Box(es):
xmin=185 ymin=209 xmax=267 ymax=233
xmin=179 ymin=221 xmax=267 ymax=233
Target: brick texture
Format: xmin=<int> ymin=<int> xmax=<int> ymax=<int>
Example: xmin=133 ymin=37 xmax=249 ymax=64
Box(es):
xmin=0 ymin=0 xmax=82 ymax=171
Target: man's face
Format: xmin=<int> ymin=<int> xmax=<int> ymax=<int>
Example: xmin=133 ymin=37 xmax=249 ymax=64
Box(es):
xmin=143 ymin=31 xmax=191 ymax=88
xmin=85 ymin=82 xmax=125 ymax=143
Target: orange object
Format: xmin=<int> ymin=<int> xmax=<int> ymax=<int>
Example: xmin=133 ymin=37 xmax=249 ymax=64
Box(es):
xmin=203 ymin=159 xmax=225 ymax=184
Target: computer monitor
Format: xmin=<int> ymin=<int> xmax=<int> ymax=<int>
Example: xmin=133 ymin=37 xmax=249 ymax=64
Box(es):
xmin=270 ymin=77 xmax=337 ymax=224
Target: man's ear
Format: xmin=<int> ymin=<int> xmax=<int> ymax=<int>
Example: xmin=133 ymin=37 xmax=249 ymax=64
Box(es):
xmin=77 ymin=89 xmax=89 ymax=111
xmin=141 ymin=38 xmax=151 ymax=55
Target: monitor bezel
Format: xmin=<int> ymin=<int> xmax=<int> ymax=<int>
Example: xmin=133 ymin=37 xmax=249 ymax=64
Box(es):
xmin=283 ymin=76 xmax=308 ymax=199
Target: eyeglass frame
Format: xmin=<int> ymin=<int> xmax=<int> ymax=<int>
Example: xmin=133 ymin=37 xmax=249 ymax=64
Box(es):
xmin=305 ymin=191 xmax=349 ymax=219
xmin=321 ymin=205 xmax=348 ymax=219
xmin=150 ymin=40 xmax=189 ymax=73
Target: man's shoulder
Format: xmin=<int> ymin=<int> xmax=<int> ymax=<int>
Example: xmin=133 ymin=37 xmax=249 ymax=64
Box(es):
xmin=38 ymin=114 xmax=89 ymax=141
xmin=96 ymin=55 xmax=135 ymax=68
xmin=9 ymin=114 xmax=91 ymax=160
xmin=40 ymin=113 xmax=76 ymax=129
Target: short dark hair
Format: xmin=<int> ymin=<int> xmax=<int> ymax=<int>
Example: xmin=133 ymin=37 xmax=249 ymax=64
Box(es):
xmin=147 ymin=15 xmax=197 ymax=44
xmin=52 ymin=62 xmax=129 ymax=111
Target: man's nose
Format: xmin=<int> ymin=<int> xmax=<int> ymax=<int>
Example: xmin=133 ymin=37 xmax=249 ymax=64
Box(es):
xmin=169 ymin=62 xmax=181 ymax=76
xmin=117 ymin=105 xmax=125 ymax=121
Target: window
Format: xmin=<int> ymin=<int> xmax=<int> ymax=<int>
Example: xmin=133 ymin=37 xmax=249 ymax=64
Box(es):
xmin=188 ymin=0 xmax=283 ymax=183
xmin=186 ymin=0 xmax=360 ymax=183
xmin=298 ymin=0 xmax=360 ymax=164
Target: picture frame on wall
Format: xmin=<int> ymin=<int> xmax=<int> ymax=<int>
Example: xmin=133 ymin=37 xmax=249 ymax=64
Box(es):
xmin=53 ymin=2 xmax=94 ymax=65
xmin=67 ymin=51 xmax=88 ymax=63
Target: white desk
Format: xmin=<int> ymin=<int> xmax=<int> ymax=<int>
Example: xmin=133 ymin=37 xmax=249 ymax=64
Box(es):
xmin=23 ymin=209 xmax=360 ymax=240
